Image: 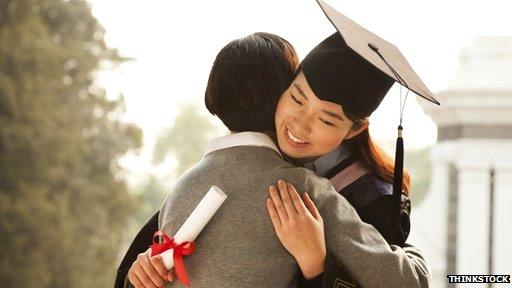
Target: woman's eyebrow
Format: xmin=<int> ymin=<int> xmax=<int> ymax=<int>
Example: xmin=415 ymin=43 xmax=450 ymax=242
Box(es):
xmin=293 ymin=83 xmax=308 ymax=101
xmin=322 ymin=109 xmax=344 ymax=121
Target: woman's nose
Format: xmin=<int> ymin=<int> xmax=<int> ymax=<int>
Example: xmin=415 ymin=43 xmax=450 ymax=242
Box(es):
xmin=293 ymin=112 xmax=312 ymax=134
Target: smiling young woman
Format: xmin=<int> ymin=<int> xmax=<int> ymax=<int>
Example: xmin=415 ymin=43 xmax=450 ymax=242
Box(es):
xmin=267 ymin=27 xmax=429 ymax=286
xmin=275 ymin=70 xmax=368 ymax=164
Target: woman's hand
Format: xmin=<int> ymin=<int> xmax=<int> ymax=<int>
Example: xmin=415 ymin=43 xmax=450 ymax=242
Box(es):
xmin=267 ymin=180 xmax=326 ymax=279
xmin=127 ymin=248 xmax=176 ymax=288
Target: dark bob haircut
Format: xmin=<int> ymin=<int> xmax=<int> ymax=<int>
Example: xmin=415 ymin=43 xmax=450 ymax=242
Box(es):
xmin=205 ymin=32 xmax=299 ymax=132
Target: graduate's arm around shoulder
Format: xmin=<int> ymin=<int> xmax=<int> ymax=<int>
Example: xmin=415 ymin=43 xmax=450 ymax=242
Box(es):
xmin=346 ymin=174 xmax=412 ymax=247
xmin=362 ymin=191 xmax=412 ymax=247
xmin=305 ymin=174 xmax=431 ymax=288
xmin=115 ymin=211 xmax=161 ymax=288
xmin=121 ymin=211 xmax=176 ymax=288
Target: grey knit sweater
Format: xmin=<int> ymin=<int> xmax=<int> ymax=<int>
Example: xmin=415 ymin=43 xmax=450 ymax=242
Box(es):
xmin=159 ymin=146 xmax=430 ymax=288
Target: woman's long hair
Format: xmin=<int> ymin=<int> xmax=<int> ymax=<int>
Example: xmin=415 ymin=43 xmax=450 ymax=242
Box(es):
xmin=346 ymin=118 xmax=411 ymax=195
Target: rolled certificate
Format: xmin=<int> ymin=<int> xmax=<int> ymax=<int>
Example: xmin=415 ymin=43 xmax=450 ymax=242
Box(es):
xmin=160 ymin=185 xmax=227 ymax=269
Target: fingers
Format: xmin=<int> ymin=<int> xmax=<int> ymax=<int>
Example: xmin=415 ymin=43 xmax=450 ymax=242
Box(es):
xmin=167 ymin=269 xmax=176 ymax=282
xmin=302 ymin=192 xmax=322 ymax=221
xmin=132 ymin=264 xmax=159 ymax=288
xmin=149 ymin=254 xmax=168 ymax=281
xmin=287 ymin=183 xmax=308 ymax=215
xmin=267 ymin=197 xmax=282 ymax=230
xmin=269 ymin=184 xmax=288 ymax=224
xmin=277 ymin=179 xmax=298 ymax=216
xmin=128 ymin=269 xmax=144 ymax=287
xmin=128 ymin=251 xmax=161 ymax=288
xmin=137 ymin=250 xmax=166 ymax=287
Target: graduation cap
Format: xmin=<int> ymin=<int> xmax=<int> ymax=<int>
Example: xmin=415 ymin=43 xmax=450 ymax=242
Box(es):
xmin=301 ymin=0 xmax=440 ymax=222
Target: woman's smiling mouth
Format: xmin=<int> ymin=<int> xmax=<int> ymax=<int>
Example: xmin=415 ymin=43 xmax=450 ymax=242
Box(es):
xmin=285 ymin=127 xmax=309 ymax=147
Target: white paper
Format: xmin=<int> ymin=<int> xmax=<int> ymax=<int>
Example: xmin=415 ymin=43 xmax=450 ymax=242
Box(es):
xmin=159 ymin=185 xmax=227 ymax=269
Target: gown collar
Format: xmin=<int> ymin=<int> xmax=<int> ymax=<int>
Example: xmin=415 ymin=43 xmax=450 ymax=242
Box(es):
xmin=303 ymin=144 xmax=352 ymax=177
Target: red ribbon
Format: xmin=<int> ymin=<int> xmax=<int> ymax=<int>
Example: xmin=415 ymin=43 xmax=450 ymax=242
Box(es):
xmin=150 ymin=231 xmax=196 ymax=287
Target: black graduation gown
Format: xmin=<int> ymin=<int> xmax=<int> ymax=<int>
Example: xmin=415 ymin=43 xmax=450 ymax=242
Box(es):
xmin=299 ymin=155 xmax=412 ymax=288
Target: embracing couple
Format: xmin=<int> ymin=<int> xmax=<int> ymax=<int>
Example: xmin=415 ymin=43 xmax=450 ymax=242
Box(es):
xmin=119 ymin=2 xmax=438 ymax=288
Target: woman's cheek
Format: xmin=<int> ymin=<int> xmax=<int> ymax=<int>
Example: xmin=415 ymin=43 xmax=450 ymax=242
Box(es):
xmin=275 ymin=104 xmax=286 ymax=125
xmin=313 ymin=129 xmax=344 ymax=153
xmin=276 ymin=101 xmax=292 ymax=121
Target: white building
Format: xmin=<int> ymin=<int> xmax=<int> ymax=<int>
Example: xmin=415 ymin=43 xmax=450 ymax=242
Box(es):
xmin=411 ymin=36 xmax=512 ymax=288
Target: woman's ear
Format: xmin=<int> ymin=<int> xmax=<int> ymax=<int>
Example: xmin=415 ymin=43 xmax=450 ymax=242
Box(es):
xmin=345 ymin=121 xmax=369 ymax=140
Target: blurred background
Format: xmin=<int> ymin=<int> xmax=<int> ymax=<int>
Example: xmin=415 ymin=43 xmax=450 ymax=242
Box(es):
xmin=0 ymin=0 xmax=510 ymax=287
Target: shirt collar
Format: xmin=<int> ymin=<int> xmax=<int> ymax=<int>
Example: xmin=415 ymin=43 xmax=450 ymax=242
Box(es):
xmin=303 ymin=144 xmax=351 ymax=177
xmin=204 ymin=132 xmax=282 ymax=158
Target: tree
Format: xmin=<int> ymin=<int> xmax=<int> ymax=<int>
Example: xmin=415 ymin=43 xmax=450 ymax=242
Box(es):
xmin=153 ymin=103 xmax=217 ymax=176
xmin=0 ymin=0 xmax=141 ymax=287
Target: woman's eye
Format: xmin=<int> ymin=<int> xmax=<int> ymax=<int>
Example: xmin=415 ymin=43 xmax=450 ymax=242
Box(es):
xmin=320 ymin=118 xmax=335 ymax=127
xmin=291 ymin=94 xmax=303 ymax=106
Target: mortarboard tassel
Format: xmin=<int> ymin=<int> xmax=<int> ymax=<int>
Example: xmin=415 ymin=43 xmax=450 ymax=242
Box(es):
xmin=392 ymin=125 xmax=404 ymax=221
xmin=370 ymin=46 xmax=408 ymax=222
xmin=368 ymin=40 xmax=425 ymax=232
xmin=369 ymin=43 xmax=408 ymax=222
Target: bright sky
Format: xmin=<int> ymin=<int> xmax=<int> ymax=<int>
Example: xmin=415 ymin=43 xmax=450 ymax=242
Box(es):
xmin=88 ymin=0 xmax=511 ymax=182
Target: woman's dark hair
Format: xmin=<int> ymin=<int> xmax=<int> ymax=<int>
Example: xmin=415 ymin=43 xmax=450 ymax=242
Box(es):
xmin=205 ymin=32 xmax=299 ymax=132
xmin=345 ymin=117 xmax=411 ymax=195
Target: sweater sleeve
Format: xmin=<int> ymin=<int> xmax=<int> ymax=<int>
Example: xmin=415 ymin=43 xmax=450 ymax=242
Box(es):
xmin=305 ymin=174 xmax=431 ymax=288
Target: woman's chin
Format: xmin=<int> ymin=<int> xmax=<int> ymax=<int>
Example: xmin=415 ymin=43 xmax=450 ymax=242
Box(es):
xmin=281 ymin=146 xmax=317 ymax=162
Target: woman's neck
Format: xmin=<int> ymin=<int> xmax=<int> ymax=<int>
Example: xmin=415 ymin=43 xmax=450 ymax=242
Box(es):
xmin=290 ymin=156 xmax=321 ymax=167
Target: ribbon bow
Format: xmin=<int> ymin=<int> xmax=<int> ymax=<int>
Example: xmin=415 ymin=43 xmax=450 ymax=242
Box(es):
xmin=150 ymin=231 xmax=196 ymax=287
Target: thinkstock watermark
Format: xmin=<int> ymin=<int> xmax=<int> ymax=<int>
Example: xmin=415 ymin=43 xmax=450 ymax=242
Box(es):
xmin=447 ymin=274 xmax=510 ymax=284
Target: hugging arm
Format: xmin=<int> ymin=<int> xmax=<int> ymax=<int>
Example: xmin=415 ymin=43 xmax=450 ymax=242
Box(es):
xmin=297 ymin=193 xmax=416 ymax=288
xmin=316 ymin=188 xmax=431 ymax=288
xmin=268 ymin=179 xmax=429 ymax=288
xmin=119 ymin=211 xmax=176 ymax=288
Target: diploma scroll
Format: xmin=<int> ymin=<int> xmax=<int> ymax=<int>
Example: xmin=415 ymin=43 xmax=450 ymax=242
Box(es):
xmin=159 ymin=185 xmax=227 ymax=269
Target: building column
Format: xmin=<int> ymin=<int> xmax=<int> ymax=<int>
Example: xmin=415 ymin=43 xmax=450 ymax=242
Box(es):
xmin=493 ymin=165 xmax=512 ymax=274
xmin=419 ymin=147 xmax=450 ymax=288
xmin=455 ymin=161 xmax=491 ymax=278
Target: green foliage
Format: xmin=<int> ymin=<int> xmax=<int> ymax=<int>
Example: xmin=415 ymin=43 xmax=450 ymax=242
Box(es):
xmin=120 ymin=175 xmax=167 ymax=261
xmin=132 ymin=175 xmax=168 ymax=227
xmin=153 ymin=104 xmax=217 ymax=175
xmin=405 ymin=147 xmax=432 ymax=207
xmin=0 ymin=0 xmax=142 ymax=287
